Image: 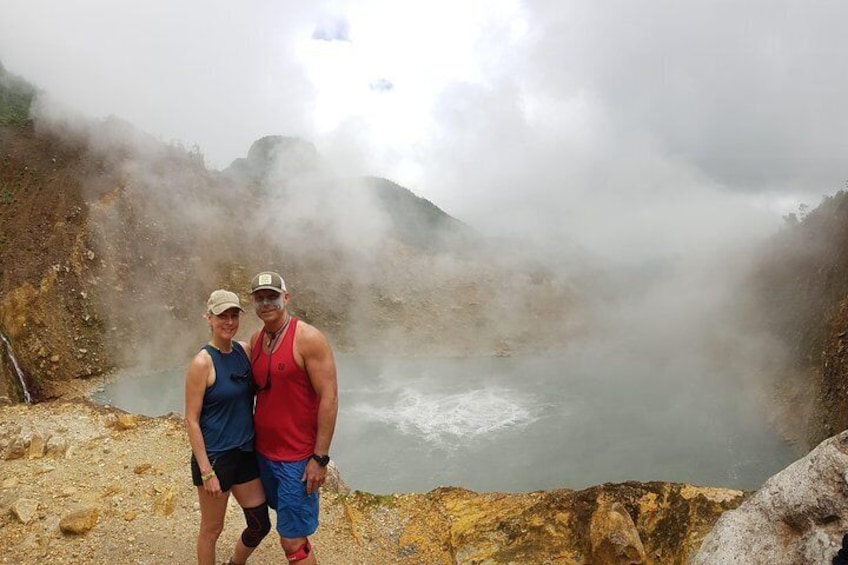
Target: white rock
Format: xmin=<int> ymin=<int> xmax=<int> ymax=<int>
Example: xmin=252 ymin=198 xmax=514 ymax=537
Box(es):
xmin=692 ymin=431 xmax=848 ymax=564
xmin=11 ymin=498 xmax=39 ymax=524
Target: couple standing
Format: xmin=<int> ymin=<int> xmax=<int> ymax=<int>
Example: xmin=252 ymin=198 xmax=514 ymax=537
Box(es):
xmin=184 ymin=271 xmax=338 ymax=565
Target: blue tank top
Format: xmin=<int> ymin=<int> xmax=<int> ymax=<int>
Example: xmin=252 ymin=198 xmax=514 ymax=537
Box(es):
xmin=199 ymin=341 xmax=255 ymax=455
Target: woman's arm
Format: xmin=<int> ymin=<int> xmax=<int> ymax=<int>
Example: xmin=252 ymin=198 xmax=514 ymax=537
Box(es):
xmin=184 ymin=352 xmax=222 ymax=496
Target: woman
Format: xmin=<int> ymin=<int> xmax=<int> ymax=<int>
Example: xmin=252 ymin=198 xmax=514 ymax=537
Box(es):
xmin=185 ymin=289 xmax=270 ymax=565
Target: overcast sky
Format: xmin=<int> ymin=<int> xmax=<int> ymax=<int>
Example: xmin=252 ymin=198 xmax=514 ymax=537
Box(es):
xmin=2 ymin=0 xmax=846 ymax=262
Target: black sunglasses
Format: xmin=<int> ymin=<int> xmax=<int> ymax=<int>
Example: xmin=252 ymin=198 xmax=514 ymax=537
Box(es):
xmin=230 ymin=370 xmax=251 ymax=382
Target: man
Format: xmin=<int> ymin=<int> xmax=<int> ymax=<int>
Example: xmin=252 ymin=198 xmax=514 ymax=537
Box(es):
xmin=248 ymin=271 xmax=338 ymax=564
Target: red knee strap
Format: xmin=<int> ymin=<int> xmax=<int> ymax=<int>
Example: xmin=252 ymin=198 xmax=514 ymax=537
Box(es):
xmin=286 ymin=539 xmax=312 ymax=562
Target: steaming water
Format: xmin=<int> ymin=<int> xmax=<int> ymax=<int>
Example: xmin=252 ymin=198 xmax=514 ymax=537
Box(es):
xmin=92 ymin=346 xmax=798 ymax=494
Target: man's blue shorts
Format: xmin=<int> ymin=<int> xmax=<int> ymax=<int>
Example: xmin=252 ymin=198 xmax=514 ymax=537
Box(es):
xmin=257 ymin=454 xmax=319 ymax=538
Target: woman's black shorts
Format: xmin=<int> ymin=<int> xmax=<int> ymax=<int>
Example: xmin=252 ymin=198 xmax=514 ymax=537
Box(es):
xmin=191 ymin=449 xmax=260 ymax=491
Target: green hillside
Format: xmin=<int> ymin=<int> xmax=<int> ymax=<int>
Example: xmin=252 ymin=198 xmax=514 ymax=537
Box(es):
xmin=752 ymin=190 xmax=848 ymax=446
xmin=0 ymin=61 xmax=35 ymax=126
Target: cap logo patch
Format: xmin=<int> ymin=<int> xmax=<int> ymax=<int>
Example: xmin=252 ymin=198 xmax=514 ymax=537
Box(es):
xmin=258 ymin=274 xmax=273 ymax=286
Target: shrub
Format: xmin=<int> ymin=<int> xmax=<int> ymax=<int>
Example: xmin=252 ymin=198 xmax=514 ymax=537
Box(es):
xmin=0 ymin=61 xmax=35 ymax=126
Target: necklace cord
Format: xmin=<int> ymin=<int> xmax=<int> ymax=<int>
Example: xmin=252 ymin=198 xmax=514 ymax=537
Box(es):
xmin=265 ymin=313 xmax=291 ymax=352
xmin=258 ymin=314 xmax=291 ymax=392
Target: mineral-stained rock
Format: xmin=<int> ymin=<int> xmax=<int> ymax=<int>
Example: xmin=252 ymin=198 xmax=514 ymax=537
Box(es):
xmin=692 ymin=430 xmax=848 ymax=564
xmin=59 ymin=507 xmax=99 ymax=535
xmin=58 ymin=486 xmax=76 ymax=498
xmin=4 ymin=436 xmax=25 ymax=460
xmin=133 ymin=463 xmax=152 ymax=475
xmin=11 ymin=498 xmax=39 ymax=524
xmin=154 ymin=484 xmax=177 ymax=516
xmin=589 ymin=500 xmax=645 ymax=564
xmin=27 ymin=433 xmax=45 ymax=458
xmin=341 ymin=482 xmax=746 ymax=565
xmin=113 ymin=413 xmax=137 ymax=430
xmin=44 ymin=435 xmax=68 ymax=457
xmin=102 ymin=484 xmax=121 ymax=497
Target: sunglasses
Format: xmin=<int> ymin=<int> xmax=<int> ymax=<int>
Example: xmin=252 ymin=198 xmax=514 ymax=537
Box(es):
xmin=230 ymin=370 xmax=251 ymax=382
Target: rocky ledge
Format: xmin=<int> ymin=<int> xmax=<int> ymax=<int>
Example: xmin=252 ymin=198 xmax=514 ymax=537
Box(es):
xmin=0 ymin=401 xmax=745 ymax=564
xmin=692 ymin=430 xmax=848 ymax=564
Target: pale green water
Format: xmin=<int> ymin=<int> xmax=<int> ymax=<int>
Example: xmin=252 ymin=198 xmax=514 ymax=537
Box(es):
xmin=93 ymin=346 xmax=799 ymax=494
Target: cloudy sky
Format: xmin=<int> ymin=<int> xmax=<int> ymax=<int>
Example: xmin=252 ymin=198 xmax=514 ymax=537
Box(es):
xmin=1 ymin=0 xmax=846 ymax=262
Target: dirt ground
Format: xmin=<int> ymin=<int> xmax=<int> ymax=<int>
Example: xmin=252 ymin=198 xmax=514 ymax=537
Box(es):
xmin=0 ymin=398 xmax=397 ymax=565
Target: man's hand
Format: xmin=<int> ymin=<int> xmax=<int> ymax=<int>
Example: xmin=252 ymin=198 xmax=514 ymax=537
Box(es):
xmin=302 ymin=459 xmax=327 ymax=494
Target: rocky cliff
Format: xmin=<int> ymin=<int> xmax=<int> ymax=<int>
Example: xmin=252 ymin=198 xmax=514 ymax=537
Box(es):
xmin=750 ymin=192 xmax=848 ymax=448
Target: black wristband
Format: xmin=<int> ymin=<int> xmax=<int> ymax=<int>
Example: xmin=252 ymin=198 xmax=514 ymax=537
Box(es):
xmin=311 ymin=453 xmax=330 ymax=467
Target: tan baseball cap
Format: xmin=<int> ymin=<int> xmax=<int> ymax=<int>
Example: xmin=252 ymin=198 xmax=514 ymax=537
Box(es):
xmin=250 ymin=271 xmax=287 ymax=294
xmin=206 ymin=289 xmax=244 ymax=315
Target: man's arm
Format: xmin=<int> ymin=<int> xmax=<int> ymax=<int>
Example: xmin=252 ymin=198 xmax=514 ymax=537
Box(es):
xmin=298 ymin=323 xmax=338 ymax=493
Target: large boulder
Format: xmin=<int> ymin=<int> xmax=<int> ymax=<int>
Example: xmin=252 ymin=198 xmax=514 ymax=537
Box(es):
xmin=692 ymin=431 xmax=848 ymax=564
xmin=589 ymin=500 xmax=646 ymax=564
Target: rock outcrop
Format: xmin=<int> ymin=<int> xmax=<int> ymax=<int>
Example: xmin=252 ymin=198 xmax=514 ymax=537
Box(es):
xmin=750 ymin=191 xmax=848 ymax=448
xmin=224 ymin=135 xmax=320 ymax=185
xmin=692 ymin=430 xmax=848 ymax=564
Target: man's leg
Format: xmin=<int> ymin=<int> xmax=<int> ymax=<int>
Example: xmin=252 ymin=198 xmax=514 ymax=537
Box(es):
xmin=259 ymin=455 xmax=320 ymax=564
xmin=280 ymin=536 xmax=317 ymax=564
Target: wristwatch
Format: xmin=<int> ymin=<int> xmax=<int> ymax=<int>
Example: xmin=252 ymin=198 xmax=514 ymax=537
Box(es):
xmin=311 ymin=453 xmax=330 ymax=467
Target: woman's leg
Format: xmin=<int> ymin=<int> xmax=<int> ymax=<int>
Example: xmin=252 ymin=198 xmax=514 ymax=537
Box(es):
xmin=197 ymin=486 xmax=230 ymax=565
xmin=228 ymin=478 xmax=269 ymax=564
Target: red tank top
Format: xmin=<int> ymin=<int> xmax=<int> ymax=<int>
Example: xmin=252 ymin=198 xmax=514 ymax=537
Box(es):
xmin=251 ymin=318 xmax=319 ymax=461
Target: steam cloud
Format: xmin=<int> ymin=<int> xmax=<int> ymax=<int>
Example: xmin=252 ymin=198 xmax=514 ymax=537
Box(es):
xmin=0 ymin=0 xmax=837 ymax=425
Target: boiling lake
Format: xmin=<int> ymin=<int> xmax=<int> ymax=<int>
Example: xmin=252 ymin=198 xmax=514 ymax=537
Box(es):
xmin=92 ymin=343 xmax=798 ymax=494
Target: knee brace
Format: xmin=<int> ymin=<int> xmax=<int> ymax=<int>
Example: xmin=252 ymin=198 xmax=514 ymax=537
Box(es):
xmin=240 ymin=502 xmax=271 ymax=548
xmin=286 ymin=539 xmax=312 ymax=562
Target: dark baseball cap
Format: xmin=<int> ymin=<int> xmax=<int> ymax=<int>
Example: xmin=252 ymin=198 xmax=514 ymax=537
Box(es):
xmin=250 ymin=271 xmax=286 ymax=294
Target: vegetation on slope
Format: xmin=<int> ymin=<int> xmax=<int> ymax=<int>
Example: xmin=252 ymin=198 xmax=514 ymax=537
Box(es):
xmin=0 ymin=61 xmax=34 ymax=126
xmin=752 ymin=190 xmax=848 ymax=446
